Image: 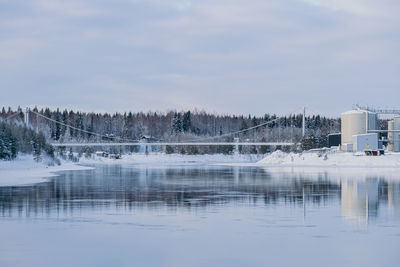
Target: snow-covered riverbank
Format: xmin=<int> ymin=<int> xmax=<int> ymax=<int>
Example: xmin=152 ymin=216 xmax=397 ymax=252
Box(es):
xmin=0 ymin=155 xmax=93 ymax=187
xmin=79 ymin=153 xmax=263 ymax=165
xmin=256 ymin=150 xmax=400 ymax=168
xmin=3 ymin=151 xmax=400 ymax=187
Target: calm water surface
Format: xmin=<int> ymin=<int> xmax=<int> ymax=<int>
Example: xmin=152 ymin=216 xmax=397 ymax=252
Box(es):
xmin=1 ymin=164 xmax=400 ymax=267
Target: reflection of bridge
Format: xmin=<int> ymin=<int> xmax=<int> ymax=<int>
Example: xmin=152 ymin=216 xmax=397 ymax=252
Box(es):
xmin=51 ymin=142 xmax=295 ymax=147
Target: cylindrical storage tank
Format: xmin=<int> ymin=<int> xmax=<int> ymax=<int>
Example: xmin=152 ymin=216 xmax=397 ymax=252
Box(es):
xmin=388 ymin=120 xmax=394 ymax=152
xmin=341 ymin=110 xmax=367 ymax=145
xmin=393 ymin=116 xmax=400 ymax=152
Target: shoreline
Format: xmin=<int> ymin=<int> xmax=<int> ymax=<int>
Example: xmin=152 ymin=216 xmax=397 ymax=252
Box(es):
xmin=254 ymin=150 xmax=400 ymax=168
xmin=2 ymin=151 xmax=400 ymax=187
xmin=0 ymin=155 xmax=93 ymax=187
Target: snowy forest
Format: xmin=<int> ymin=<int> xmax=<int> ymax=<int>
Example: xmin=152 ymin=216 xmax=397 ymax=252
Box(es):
xmin=0 ymin=120 xmax=55 ymax=161
xmin=0 ymin=106 xmax=341 ymax=159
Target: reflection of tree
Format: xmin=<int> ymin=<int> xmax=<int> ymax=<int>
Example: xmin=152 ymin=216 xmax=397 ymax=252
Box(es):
xmin=1 ymin=166 xmax=397 ymax=219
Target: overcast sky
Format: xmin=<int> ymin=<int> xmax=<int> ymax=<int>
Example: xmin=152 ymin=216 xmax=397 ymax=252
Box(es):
xmin=1 ymin=0 xmax=399 ymax=117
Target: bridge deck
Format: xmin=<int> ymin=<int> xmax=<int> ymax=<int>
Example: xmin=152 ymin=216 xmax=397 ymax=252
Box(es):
xmin=52 ymin=142 xmax=294 ymax=147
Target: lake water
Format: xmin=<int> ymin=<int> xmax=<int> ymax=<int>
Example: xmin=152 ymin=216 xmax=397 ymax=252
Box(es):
xmin=1 ymin=164 xmax=400 ymax=267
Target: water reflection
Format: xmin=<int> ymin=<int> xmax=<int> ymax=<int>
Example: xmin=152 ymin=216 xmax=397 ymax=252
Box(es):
xmin=388 ymin=181 xmax=400 ymax=211
xmin=341 ymin=179 xmax=380 ymax=223
xmin=0 ymin=165 xmax=399 ymax=224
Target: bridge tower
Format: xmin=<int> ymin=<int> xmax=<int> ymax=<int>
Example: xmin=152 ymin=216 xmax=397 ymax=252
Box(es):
xmin=302 ymin=107 xmax=306 ymax=137
xmin=24 ymin=107 xmax=30 ymax=126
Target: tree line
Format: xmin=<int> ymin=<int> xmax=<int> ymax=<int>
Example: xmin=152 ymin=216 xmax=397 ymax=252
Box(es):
xmin=0 ymin=106 xmax=341 ymax=157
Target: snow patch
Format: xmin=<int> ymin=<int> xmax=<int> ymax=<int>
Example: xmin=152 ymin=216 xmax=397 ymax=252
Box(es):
xmin=257 ymin=150 xmax=400 ymax=168
xmin=0 ymin=155 xmax=93 ymax=187
xmin=79 ymin=153 xmax=263 ymax=165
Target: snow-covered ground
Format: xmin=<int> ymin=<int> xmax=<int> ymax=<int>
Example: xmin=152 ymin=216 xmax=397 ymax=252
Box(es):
xmin=3 ymin=151 xmax=400 ymax=188
xmin=0 ymin=155 xmax=93 ymax=187
xmin=79 ymin=153 xmax=263 ymax=165
xmin=256 ymin=150 xmax=400 ymax=168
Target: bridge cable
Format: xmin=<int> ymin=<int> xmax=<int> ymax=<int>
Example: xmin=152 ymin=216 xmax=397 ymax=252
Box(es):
xmin=3 ymin=112 xmax=21 ymax=121
xmin=188 ymin=117 xmax=281 ymax=142
xmin=30 ymin=107 xmax=303 ymax=145
xmin=188 ymin=107 xmax=303 ymax=142
xmin=30 ymin=110 xmax=140 ymax=143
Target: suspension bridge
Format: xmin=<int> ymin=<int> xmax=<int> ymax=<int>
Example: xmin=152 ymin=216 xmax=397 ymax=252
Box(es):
xmin=4 ymin=107 xmax=307 ymax=148
xmin=50 ymin=142 xmax=294 ymax=147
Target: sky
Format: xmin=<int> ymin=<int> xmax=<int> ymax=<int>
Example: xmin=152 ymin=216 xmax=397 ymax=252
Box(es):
xmin=0 ymin=0 xmax=399 ymax=117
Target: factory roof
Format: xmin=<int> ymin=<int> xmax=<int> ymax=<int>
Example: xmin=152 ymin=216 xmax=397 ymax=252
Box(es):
xmin=342 ymin=109 xmax=376 ymax=115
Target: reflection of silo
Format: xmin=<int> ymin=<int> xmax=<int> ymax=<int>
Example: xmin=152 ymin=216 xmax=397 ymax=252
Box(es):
xmin=341 ymin=110 xmax=377 ymax=145
xmin=341 ymin=179 xmax=379 ymax=223
xmin=388 ymin=182 xmax=400 ymax=212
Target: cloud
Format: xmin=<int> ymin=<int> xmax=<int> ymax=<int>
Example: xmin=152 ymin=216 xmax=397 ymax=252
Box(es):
xmin=35 ymin=0 xmax=102 ymax=17
xmin=176 ymin=0 xmax=192 ymax=11
xmin=0 ymin=0 xmax=399 ymax=116
xmin=300 ymin=0 xmax=400 ymax=18
xmin=0 ymin=38 xmax=46 ymax=62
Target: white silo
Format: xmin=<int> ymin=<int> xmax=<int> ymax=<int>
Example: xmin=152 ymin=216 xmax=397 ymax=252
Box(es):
xmin=388 ymin=120 xmax=394 ymax=152
xmin=341 ymin=110 xmax=366 ymax=145
xmin=393 ymin=116 xmax=400 ymax=152
xmin=341 ymin=110 xmax=378 ymax=146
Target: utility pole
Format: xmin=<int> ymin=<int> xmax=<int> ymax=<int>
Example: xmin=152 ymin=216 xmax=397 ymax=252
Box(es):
xmin=25 ymin=107 xmax=30 ymax=126
xmin=302 ymin=107 xmax=306 ymax=137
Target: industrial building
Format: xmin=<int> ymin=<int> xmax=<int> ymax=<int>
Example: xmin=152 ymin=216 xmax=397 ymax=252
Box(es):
xmin=340 ymin=106 xmax=400 ymax=153
xmin=341 ymin=109 xmax=378 ymax=152
xmin=341 ymin=110 xmax=377 ymax=145
xmin=328 ymin=133 xmax=341 ymax=147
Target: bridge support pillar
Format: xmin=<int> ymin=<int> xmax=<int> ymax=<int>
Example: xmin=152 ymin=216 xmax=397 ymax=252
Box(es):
xmin=234 ymin=138 xmax=239 ymax=155
xmin=25 ymin=107 xmax=30 ymax=126
xmin=302 ymin=107 xmax=306 ymax=137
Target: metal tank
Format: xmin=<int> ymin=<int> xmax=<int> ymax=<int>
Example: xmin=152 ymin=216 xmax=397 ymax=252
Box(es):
xmin=341 ymin=110 xmax=377 ymax=146
xmin=388 ymin=120 xmax=394 ymax=152
xmin=341 ymin=110 xmax=367 ymax=145
xmin=367 ymin=112 xmax=378 ymax=131
xmin=394 ymin=116 xmax=400 ymax=152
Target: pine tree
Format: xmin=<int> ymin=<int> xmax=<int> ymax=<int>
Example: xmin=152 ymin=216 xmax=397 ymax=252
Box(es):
xmin=32 ymin=136 xmax=42 ymax=162
xmin=240 ymin=119 xmax=248 ymax=130
xmin=61 ymin=110 xmax=68 ymax=137
xmin=172 ymin=113 xmax=183 ymax=133
xmin=55 ymin=110 xmax=61 ymax=140
xmin=301 ymin=132 xmax=317 ymax=151
xmin=182 ymin=111 xmax=191 ymax=132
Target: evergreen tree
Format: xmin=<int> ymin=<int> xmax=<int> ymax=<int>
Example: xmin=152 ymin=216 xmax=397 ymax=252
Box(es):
xmin=301 ymin=132 xmax=318 ymax=151
xmin=55 ymin=110 xmax=61 ymax=140
xmin=172 ymin=113 xmax=183 ymax=133
xmin=240 ymin=119 xmax=248 ymax=130
xmin=182 ymin=111 xmax=191 ymax=132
